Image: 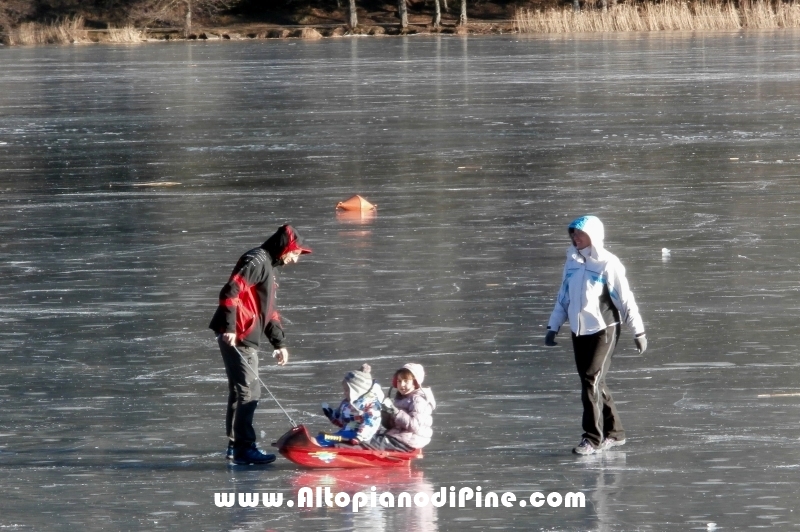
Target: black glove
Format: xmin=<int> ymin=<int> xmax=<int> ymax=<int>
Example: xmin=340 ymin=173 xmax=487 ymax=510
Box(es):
xmin=381 ymin=397 xmax=398 ymax=416
xmin=544 ymin=330 xmax=558 ymax=347
xmin=634 ymin=334 xmax=647 ymax=354
xmin=321 ymin=402 xmax=334 ymax=420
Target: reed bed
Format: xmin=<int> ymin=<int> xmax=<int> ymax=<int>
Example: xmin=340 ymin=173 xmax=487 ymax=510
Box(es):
xmin=7 ymin=16 xmax=89 ymax=45
xmin=741 ymin=0 xmax=800 ymax=26
xmin=514 ymin=0 xmax=800 ymax=33
xmin=107 ymin=25 xmax=145 ymax=42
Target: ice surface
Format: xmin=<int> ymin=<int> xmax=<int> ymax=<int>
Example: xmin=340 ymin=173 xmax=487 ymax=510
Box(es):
xmin=2 ymin=31 xmax=800 ymax=530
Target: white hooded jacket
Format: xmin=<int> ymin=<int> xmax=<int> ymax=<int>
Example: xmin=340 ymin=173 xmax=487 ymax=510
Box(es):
xmin=547 ymin=216 xmax=645 ymax=337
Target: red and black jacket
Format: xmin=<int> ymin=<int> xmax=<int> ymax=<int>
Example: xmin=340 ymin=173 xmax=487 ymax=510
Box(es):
xmin=209 ymin=225 xmax=309 ymax=349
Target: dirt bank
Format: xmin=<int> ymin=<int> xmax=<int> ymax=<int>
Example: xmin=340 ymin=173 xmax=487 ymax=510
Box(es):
xmin=0 ymin=0 xmax=526 ymax=44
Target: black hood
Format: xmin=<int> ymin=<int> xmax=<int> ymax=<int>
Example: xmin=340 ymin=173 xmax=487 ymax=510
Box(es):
xmin=261 ymin=225 xmax=311 ymax=265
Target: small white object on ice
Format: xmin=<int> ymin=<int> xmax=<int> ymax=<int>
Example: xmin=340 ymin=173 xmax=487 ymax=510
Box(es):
xmin=662 ymin=248 xmax=671 ymax=256
xmin=707 ymin=523 xmax=717 ymax=530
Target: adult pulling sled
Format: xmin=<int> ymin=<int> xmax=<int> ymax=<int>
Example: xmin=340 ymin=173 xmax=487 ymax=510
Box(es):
xmin=274 ymin=425 xmax=422 ymax=469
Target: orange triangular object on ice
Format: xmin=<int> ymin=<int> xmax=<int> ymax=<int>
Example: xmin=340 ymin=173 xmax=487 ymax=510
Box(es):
xmin=336 ymin=209 xmax=377 ymax=224
xmin=336 ymin=195 xmax=376 ymax=211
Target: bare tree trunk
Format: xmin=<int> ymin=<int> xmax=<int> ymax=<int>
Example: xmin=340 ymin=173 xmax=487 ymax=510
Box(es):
xmin=398 ymin=0 xmax=408 ymax=28
xmin=572 ymin=0 xmax=580 ymax=12
xmin=443 ymin=0 xmax=448 ymax=12
xmin=459 ymin=0 xmax=467 ymax=25
xmin=348 ymin=0 xmax=357 ymax=29
xmin=432 ymin=0 xmax=441 ymax=27
xmin=184 ymin=0 xmax=192 ymax=35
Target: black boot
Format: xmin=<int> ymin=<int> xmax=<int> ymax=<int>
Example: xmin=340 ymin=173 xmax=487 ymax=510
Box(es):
xmin=232 ymin=443 xmax=276 ymax=465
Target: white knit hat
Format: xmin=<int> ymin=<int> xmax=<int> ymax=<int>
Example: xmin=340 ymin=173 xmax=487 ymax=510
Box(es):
xmin=344 ymin=363 xmax=373 ymax=399
xmin=403 ymin=363 xmax=425 ymax=385
xmin=393 ymin=363 xmax=425 ymax=388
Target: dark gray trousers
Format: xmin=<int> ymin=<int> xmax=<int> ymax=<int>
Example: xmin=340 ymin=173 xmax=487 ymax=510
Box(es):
xmin=571 ymin=324 xmax=625 ymax=447
xmin=218 ymin=336 xmax=261 ymax=447
xmin=362 ymin=432 xmax=414 ymax=452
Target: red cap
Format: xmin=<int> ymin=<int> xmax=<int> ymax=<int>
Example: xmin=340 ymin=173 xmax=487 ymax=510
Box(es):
xmin=284 ymin=227 xmax=312 ymax=255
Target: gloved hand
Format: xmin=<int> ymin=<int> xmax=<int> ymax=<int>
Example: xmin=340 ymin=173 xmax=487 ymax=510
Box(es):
xmin=634 ymin=334 xmax=647 ymax=354
xmin=321 ymin=402 xmax=334 ymax=420
xmin=544 ymin=330 xmax=558 ymax=347
xmin=381 ymin=397 xmax=398 ymax=416
xmin=272 ymin=348 xmax=289 ymax=366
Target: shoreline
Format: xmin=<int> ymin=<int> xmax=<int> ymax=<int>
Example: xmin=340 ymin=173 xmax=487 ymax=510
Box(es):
xmin=4 ymin=22 xmax=800 ymax=47
xmin=3 ymin=0 xmax=800 ymax=47
xmin=0 ymin=21 xmax=515 ymax=46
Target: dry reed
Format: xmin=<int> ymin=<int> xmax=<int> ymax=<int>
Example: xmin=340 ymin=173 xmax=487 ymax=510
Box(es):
xmin=7 ymin=16 xmax=88 ymax=45
xmin=107 ymin=25 xmax=145 ymax=43
xmin=514 ymin=0 xmax=800 ymax=33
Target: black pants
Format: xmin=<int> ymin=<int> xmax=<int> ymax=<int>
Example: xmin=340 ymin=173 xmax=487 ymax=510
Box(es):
xmin=571 ymin=324 xmax=625 ymax=447
xmin=362 ymin=432 xmax=414 ymax=452
xmin=218 ymin=336 xmax=261 ymax=447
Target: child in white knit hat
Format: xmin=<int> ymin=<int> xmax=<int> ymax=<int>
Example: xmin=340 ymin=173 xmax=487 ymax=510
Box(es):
xmin=365 ymin=363 xmax=436 ymax=452
xmin=318 ymin=363 xmax=384 ymax=446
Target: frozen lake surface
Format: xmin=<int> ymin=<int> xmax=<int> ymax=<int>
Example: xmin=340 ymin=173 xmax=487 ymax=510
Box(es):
xmin=3 ymin=31 xmax=800 ymax=530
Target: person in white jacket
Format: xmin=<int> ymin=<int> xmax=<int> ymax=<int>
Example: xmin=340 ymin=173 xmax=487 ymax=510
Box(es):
xmin=545 ymin=215 xmax=647 ymax=455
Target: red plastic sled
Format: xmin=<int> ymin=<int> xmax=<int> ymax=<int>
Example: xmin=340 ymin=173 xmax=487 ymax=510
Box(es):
xmin=274 ymin=425 xmax=422 ymax=469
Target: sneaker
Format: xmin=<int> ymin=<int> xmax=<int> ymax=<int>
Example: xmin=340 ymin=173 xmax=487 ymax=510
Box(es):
xmin=573 ymin=438 xmax=599 ymax=455
xmin=232 ymin=443 xmax=277 ymax=465
xmin=601 ymin=437 xmax=626 ymax=450
xmin=226 ymin=441 xmax=235 ymax=460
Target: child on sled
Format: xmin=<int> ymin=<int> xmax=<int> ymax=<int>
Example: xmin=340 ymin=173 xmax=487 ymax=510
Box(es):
xmin=318 ymin=364 xmax=384 ymax=446
xmin=365 ymin=363 xmax=436 ymax=452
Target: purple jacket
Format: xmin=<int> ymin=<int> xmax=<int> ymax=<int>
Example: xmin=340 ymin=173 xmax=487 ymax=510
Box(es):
xmin=385 ymin=387 xmax=436 ymax=449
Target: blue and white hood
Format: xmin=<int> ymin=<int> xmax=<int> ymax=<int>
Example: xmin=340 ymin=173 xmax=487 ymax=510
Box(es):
xmin=568 ymin=215 xmax=608 ymax=261
xmin=548 ymin=216 xmax=645 ymax=336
